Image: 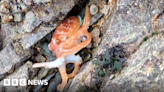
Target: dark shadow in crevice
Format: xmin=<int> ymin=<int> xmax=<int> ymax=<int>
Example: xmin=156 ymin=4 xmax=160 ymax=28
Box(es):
xmin=67 ymin=0 xmax=89 ymax=17
xmin=0 ymin=16 xmax=3 ymax=51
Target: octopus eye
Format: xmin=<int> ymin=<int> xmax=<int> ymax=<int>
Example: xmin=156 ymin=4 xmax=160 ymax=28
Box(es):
xmin=53 ymin=39 xmax=56 ymax=44
xmin=77 ymin=35 xmax=87 ymax=43
xmin=48 ymin=44 xmax=51 ymax=50
xmin=82 ymin=36 xmax=87 ymax=41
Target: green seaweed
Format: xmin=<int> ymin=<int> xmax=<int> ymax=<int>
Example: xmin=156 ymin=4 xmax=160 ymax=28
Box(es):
xmin=93 ymin=50 xmax=123 ymax=77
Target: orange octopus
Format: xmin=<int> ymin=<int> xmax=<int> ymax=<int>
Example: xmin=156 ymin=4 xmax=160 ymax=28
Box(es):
xmin=32 ymin=4 xmax=91 ymax=91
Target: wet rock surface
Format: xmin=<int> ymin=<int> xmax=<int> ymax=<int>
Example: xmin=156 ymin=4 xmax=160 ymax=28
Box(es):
xmin=0 ymin=42 xmax=32 ymax=75
xmin=0 ymin=0 xmax=79 ymax=91
xmin=102 ymin=34 xmax=164 ymax=92
xmin=0 ymin=61 xmax=32 ymax=92
xmin=67 ymin=0 xmax=164 ymax=92
xmin=21 ymin=0 xmax=76 ymax=49
xmin=0 ymin=0 xmax=77 ymax=75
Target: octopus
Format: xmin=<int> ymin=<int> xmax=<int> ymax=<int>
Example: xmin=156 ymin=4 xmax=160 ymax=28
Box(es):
xmin=32 ymin=4 xmax=91 ymax=91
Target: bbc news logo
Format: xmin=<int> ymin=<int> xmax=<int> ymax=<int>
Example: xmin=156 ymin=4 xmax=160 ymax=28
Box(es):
xmin=4 ymin=79 xmax=48 ymax=86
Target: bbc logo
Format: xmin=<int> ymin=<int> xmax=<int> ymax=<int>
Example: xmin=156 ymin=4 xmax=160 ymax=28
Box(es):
xmin=4 ymin=79 xmax=27 ymax=86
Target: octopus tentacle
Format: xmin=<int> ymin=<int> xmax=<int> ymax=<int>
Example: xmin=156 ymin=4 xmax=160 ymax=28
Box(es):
xmin=60 ymin=29 xmax=91 ymax=56
xmin=65 ymin=54 xmax=82 ymax=78
xmin=57 ymin=63 xmax=68 ymax=91
xmin=82 ymin=4 xmax=90 ymax=30
xmin=32 ymin=58 xmax=65 ymax=68
xmin=59 ymin=4 xmax=91 ymax=56
xmin=68 ymin=62 xmax=81 ymax=79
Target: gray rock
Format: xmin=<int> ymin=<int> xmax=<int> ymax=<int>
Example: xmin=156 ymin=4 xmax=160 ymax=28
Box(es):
xmin=33 ymin=72 xmax=56 ymax=92
xmin=22 ymin=0 xmax=32 ymax=5
xmin=35 ymin=54 xmax=46 ymax=63
xmin=90 ymin=4 xmax=99 ymax=15
xmin=37 ymin=68 xmax=49 ymax=80
xmin=21 ymin=0 xmax=76 ymax=49
xmin=47 ymin=72 xmax=62 ymax=92
xmin=11 ymin=4 xmax=23 ymax=22
xmin=0 ymin=42 xmax=33 ymax=75
xmin=33 ymin=0 xmax=51 ymax=4
xmin=67 ymin=0 xmax=164 ymax=92
xmin=90 ymin=27 xmax=101 ymax=47
xmin=0 ymin=61 xmax=32 ymax=92
xmin=20 ymin=3 xmax=28 ymax=11
xmin=22 ymin=11 xmax=41 ymax=33
xmin=90 ymin=13 xmax=104 ymax=26
xmin=0 ymin=0 xmax=77 ymax=76
xmin=67 ymin=61 xmax=96 ymax=92
xmin=102 ymin=35 xmax=164 ymax=92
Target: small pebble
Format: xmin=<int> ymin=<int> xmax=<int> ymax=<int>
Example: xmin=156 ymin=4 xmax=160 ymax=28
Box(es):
xmin=7 ymin=68 xmax=15 ymax=74
xmin=35 ymin=54 xmax=46 ymax=63
xmin=12 ymin=5 xmax=23 ymax=22
xmin=33 ymin=0 xmax=51 ymax=4
xmin=100 ymin=4 xmax=110 ymax=15
xmin=109 ymin=74 xmax=115 ymax=80
xmin=2 ymin=15 xmax=13 ymax=23
xmin=90 ymin=13 xmax=103 ymax=26
xmin=90 ymin=4 xmax=99 ymax=15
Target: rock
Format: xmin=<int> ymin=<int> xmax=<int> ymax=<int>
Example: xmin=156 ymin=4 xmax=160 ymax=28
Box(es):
xmin=0 ymin=61 xmax=32 ymax=92
xmin=33 ymin=0 xmax=51 ymax=4
xmin=90 ymin=4 xmax=99 ymax=15
xmin=102 ymin=35 xmax=164 ymax=92
xmin=0 ymin=0 xmax=77 ymax=75
xmin=11 ymin=4 xmax=23 ymax=22
xmin=67 ymin=61 xmax=96 ymax=92
xmin=90 ymin=27 xmax=101 ymax=47
xmin=22 ymin=0 xmax=32 ymax=5
xmin=0 ymin=27 xmax=5 ymax=51
xmin=38 ymin=42 xmax=56 ymax=61
xmin=21 ymin=0 xmax=77 ymax=49
xmin=67 ymin=0 xmax=164 ymax=92
xmin=22 ymin=11 xmax=41 ymax=33
xmin=33 ymin=72 xmax=56 ymax=92
xmin=47 ymin=72 xmax=61 ymax=92
xmin=90 ymin=13 xmax=104 ymax=26
xmin=1 ymin=23 xmax=20 ymax=48
xmin=20 ymin=3 xmax=27 ymax=10
xmin=0 ymin=1 xmax=12 ymax=23
xmin=35 ymin=54 xmax=46 ymax=63
xmin=0 ymin=0 xmax=78 ymax=78
xmin=109 ymin=74 xmax=115 ymax=80
xmin=37 ymin=68 xmax=49 ymax=80
xmin=99 ymin=0 xmax=164 ymax=54
xmin=0 ymin=42 xmax=33 ymax=75
xmin=100 ymin=4 xmax=110 ymax=15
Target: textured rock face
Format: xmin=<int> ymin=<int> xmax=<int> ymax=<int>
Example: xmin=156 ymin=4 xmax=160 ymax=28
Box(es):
xmin=102 ymin=35 xmax=164 ymax=92
xmin=102 ymin=0 xmax=164 ymax=49
xmin=0 ymin=0 xmax=77 ymax=75
xmin=21 ymin=0 xmax=76 ymax=49
xmin=67 ymin=0 xmax=164 ymax=92
xmin=0 ymin=42 xmax=32 ymax=75
xmin=0 ymin=61 xmax=32 ymax=92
